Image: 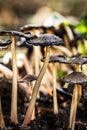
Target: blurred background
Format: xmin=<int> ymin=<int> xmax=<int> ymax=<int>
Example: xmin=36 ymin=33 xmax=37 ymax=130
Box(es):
xmin=0 ymin=0 xmax=87 ymax=30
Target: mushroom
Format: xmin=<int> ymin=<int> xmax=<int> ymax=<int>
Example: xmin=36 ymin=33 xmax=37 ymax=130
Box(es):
xmin=63 ymin=71 xmax=87 ymax=130
xmin=41 ymin=55 xmax=66 ymax=114
xmin=20 ymin=24 xmax=43 ymax=76
xmin=0 ymin=39 xmax=12 ymax=128
xmin=0 ymin=30 xmax=35 ymax=124
xmin=22 ymin=33 xmax=64 ymax=126
xmin=20 ymin=24 xmax=45 ymax=35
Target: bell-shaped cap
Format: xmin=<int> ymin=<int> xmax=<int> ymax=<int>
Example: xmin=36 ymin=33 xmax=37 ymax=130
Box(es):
xmin=63 ymin=72 xmax=87 ymax=84
xmin=27 ymin=33 xmax=64 ymax=46
xmin=68 ymin=56 xmax=87 ymax=65
xmin=41 ymin=55 xmax=68 ymax=63
xmin=0 ymin=30 xmax=35 ymax=39
xmin=20 ymin=24 xmax=46 ymax=32
xmin=41 ymin=55 xmax=87 ymax=65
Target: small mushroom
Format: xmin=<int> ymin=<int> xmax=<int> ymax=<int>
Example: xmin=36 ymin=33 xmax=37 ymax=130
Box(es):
xmin=0 ymin=30 xmax=35 ymax=124
xmin=42 ymin=55 xmax=87 ymax=71
xmin=20 ymin=25 xmax=42 ymax=75
xmin=63 ymin=71 xmax=87 ymax=130
xmin=22 ymin=33 xmax=64 ymax=126
xmin=68 ymin=56 xmax=87 ymax=71
xmin=41 ymin=55 xmax=67 ymax=114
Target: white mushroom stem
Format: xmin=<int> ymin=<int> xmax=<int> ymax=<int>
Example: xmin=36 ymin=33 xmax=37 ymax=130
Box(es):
xmin=22 ymin=46 xmax=50 ymax=126
xmin=10 ymin=35 xmax=18 ymax=123
xmin=52 ymin=64 xmax=58 ymax=114
xmin=69 ymin=84 xmax=82 ymax=130
xmin=0 ymin=97 xmax=5 ymax=129
xmin=34 ymin=46 xmax=40 ymax=75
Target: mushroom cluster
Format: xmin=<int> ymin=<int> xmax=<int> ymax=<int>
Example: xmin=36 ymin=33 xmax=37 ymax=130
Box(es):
xmin=0 ymin=15 xmax=87 ymax=130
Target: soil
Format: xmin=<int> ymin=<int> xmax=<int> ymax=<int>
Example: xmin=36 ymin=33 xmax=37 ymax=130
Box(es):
xmin=0 ymin=77 xmax=87 ymax=130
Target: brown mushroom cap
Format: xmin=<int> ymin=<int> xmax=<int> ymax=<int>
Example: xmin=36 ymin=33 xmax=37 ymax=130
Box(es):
xmin=0 ymin=30 xmax=35 ymax=39
xmin=27 ymin=33 xmax=64 ymax=46
xmin=63 ymin=72 xmax=87 ymax=84
xmin=20 ymin=24 xmax=46 ymax=32
xmin=18 ymin=74 xmax=37 ymax=83
xmin=41 ymin=55 xmax=87 ymax=65
xmin=0 ymin=40 xmax=12 ymax=47
xmin=41 ymin=55 xmax=67 ymax=63
xmin=68 ymin=56 xmax=87 ymax=65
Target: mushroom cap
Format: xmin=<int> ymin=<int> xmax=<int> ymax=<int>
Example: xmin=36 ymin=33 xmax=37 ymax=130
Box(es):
xmin=41 ymin=55 xmax=67 ymax=63
xmin=41 ymin=55 xmax=87 ymax=65
xmin=18 ymin=74 xmax=37 ymax=83
xmin=63 ymin=72 xmax=87 ymax=84
xmin=20 ymin=24 xmax=46 ymax=32
xmin=68 ymin=56 xmax=87 ymax=65
xmin=0 ymin=40 xmax=12 ymax=47
xmin=0 ymin=30 xmax=35 ymax=39
xmin=27 ymin=33 xmax=64 ymax=46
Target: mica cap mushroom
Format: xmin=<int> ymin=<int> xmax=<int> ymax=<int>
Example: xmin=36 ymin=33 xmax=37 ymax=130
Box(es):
xmin=20 ymin=24 xmax=46 ymax=32
xmin=41 ymin=55 xmax=87 ymax=64
xmin=22 ymin=33 xmax=64 ymax=126
xmin=41 ymin=54 xmax=68 ymax=63
xmin=63 ymin=71 xmax=87 ymax=84
xmin=26 ymin=33 xmax=64 ymax=46
xmin=0 ymin=30 xmax=36 ymax=40
xmin=63 ymin=71 xmax=87 ymax=130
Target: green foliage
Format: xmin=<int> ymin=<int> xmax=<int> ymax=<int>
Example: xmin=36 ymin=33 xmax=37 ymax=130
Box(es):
xmin=76 ymin=11 xmax=87 ymax=36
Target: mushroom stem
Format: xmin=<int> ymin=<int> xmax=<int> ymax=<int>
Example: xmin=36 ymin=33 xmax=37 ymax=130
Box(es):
xmin=22 ymin=46 xmax=50 ymax=126
xmin=34 ymin=46 xmax=40 ymax=75
xmin=10 ymin=35 xmax=18 ymax=123
xmin=52 ymin=64 xmax=58 ymax=114
xmin=0 ymin=97 xmax=5 ymax=129
xmin=69 ymin=84 xmax=81 ymax=130
xmin=74 ymin=64 xmax=81 ymax=72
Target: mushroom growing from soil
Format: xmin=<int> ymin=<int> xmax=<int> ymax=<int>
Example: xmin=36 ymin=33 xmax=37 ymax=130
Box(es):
xmin=0 ymin=30 xmax=35 ymax=124
xmin=22 ymin=33 xmax=64 ymax=126
xmin=0 ymin=39 xmax=12 ymax=128
xmin=41 ymin=55 xmax=67 ymax=114
xmin=63 ymin=71 xmax=87 ymax=130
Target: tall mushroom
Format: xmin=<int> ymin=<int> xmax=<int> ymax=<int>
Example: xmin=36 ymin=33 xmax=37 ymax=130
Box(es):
xmin=22 ymin=33 xmax=64 ymax=126
xmin=0 ymin=30 xmax=35 ymax=124
xmin=63 ymin=72 xmax=87 ymax=130
xmin=41 ymin=55 xmax=67 ymax=114
xmin=20 ymin=24 xmax=44 ymax=75
xmin=0 ymin=39 xmax=12 ymax=128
